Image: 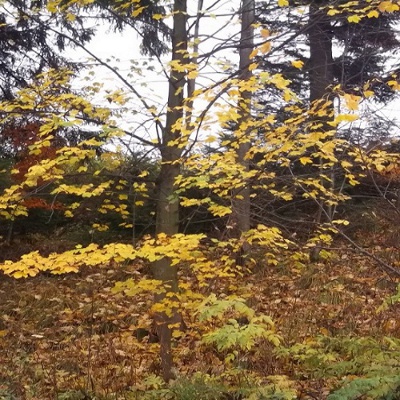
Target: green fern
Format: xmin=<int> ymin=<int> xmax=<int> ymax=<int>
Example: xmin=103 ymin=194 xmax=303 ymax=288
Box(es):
xmin=328 ymin=375 xmax=400 ymax=400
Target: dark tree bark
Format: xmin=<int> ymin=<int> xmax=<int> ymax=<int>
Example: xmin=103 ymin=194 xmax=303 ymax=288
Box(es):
xmin=233 ymin=0 xmax=255 ymax=236
xmin=308 ymin=2 xmax=335 ymax=261
xmin=151 ymin=0 xmax=187 ymax=382
xmin=308 ymin=2 xmax=334 ymax=104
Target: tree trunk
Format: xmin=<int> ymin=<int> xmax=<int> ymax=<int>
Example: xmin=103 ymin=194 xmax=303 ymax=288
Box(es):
xmin=309 ymin=2 xmax=334 ymax=104
xmin=233 ymin=0 xmax=254 ymax=236
xmin=151 ymin=0 xmax=187 ymax=382
xmin=308 ymin=2 xmax=335 ymax=261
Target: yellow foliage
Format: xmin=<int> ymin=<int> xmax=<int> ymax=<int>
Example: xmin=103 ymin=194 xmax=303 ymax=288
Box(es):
xmin=132 ymin=6 xmax=147 ymax=17
xmin=343 ymin=93 xmax=361 ymax=110
xmin=291 ymin=60 xmax=304 ymax=69
xmin=260 ymin=42 xmax=271 ymax=54
xmin=347 ymin=14 xmax=362 ymax=23
xmin=367 ymin=9 xmax=380 ymax=17
xmin=378 ymin=1 xmax=399 ymax=12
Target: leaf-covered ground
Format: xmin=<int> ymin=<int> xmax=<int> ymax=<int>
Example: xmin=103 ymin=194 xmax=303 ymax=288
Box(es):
xmin=1 ymin=235 xmax=400 ymax=399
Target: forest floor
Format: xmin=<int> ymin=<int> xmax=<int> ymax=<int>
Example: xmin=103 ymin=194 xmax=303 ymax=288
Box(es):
xmin=1 ymin=230 xmax=400 ymax=399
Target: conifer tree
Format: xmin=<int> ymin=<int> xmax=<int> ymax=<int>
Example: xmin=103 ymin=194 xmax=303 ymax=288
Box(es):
xmin=256 ymin=0 xmax=400 ymax=109
xmin=0 ymin=1 xmax=94 ymax=100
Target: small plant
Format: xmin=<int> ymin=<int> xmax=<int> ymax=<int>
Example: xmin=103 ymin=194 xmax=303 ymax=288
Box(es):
xmin=170 ymin=374 xmax=227 ymax=400
xmin=276 ymin=335 xmax=400 ymax=399
xmin=198 ymin=294 xmax=281 ymax=354
xmin=0 ymin=387 xmax=17 ymax=400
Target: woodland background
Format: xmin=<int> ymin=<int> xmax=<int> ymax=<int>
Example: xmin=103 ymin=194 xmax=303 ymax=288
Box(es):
xmin=1 ymin=0 xmax=400 ymax=399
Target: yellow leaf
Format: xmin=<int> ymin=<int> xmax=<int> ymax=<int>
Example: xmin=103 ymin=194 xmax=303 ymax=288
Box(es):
xmin=388 ymin=80 xmax=400 ymax=90
xmin=132 ymin=6 xmax=146 ymax=17
xmin=347 ymin=14 xmax=362 ymax=23
xmin=327 ymin=9 xmax=341 ymax=16
xmin=378 ymin=1 xmax=399 ymax=12
xmin=260 ymin=42 xmax=271 ymax=54
xmin=208 ymin=204 xmax=232 ymax=217
xmin=248 ymin=63 xmax=258 ymax=71
xmin=46 ymin=1 xmax=57 ymax=12
xmin=319 ymin=141 xmax=336 ymax=156
xmin=249 ymin=48 xmax=259 ymax=59
xmin=291 ymin=60 xmax=304 ymax=69
xmin=299 ymin=157 xmax=312 ymax=165
xmin=172 ymin=329 xmax=184 ymax=338
xmin=152 ymin=14 xmax=163 ymax=20
xmin=341 ymin=160 xmax=353 ymax=168
xmin=278 ymin=0 xmax=289 ymax=6
xmin=367 ymin=9 xmax=380 ymax=17
xmin=283 ymin=90 xmax=293 ymax=102
xmin=343 ymin=93 xmax=361 ymax=110
xmin=187 ymin=70 xmax=198 ymax=79
xmin=261 ymin=28 xmax=270 ymax=38
xmin=205 ymin=135 xmax=217 ymax=143
xmin=66 ymin=13 xmax=76 ymax=22
xmin=28 ymin=165 xmax=46 ymax=176
xmin=329 ymin=113 xmax=358 ymax=126
xmin=92 ymin=223 xmax=109 ymax=232
xmin=363 ymin=90 xmax=374 ymax=98
xmin=332 ymin=219 xmax=350 ymax=226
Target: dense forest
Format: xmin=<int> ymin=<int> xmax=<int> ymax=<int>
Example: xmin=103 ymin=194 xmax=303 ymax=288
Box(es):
xmin=1 ymin=0 xmax=400 ymax=399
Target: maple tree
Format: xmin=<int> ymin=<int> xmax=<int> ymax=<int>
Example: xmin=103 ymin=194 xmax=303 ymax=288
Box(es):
xmin=1 ymin=0 xmax=400 ymax=398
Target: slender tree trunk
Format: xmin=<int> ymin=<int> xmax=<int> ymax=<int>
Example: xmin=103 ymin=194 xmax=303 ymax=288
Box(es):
xmin=185 ymin=0 xmax=203 ymax=127
xmin=233 ymin=0 xmax=254 ymax=236
xmin=308 ymin=2 xmax=335 ymax=261
xmin=309 ymin=2 xmax=334 ymax=104
xmin=151 ymin=0 xmax=187 ymax=382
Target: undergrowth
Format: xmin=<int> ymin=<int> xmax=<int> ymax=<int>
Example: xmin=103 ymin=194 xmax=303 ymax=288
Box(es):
xmin=1 ymin=241 xmax=400 ymax=399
